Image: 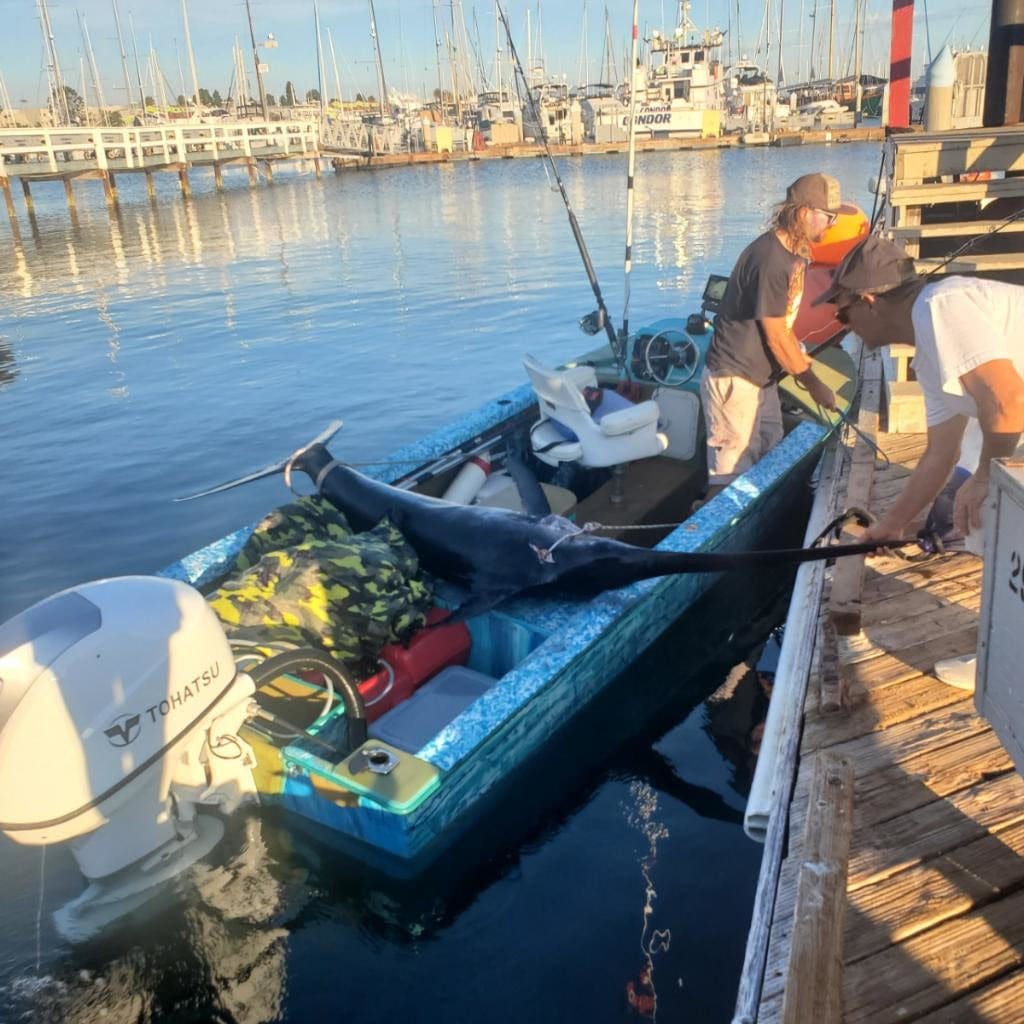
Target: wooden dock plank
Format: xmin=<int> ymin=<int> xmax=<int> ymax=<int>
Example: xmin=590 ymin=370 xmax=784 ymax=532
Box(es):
xmin=911 ymin=970 xmax=1024 ymax=1024
xmin=848 ymin=770 xmax=1024 ymax=890
xmin=859 ymin=572 xmax=981 ymax=628
xmin=824 ymin=702 xmax=991 ymax=778
xmin=842 ymin=887 xmax=1024 ymax=1023
xmin=840 ymin=625 xmax=979 ymax=692
xmin=803 ymin=677 xmax=969 ymax=750
xmin=781 ymin=754 xmax=854 ymax=1024
xmin=853 ymin=728 xmax=1014 ymax=828
xmin=846 ymin=820 xmax=1024 ymax=962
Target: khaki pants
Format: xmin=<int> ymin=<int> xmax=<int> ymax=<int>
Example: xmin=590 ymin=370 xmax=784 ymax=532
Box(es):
xmin=701 ymin=370 xmax=784 ymax=486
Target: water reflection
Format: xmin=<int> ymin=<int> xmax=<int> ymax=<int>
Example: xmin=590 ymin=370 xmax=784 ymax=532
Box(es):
xmin=0 ymin=337 xmax=17 ymax=387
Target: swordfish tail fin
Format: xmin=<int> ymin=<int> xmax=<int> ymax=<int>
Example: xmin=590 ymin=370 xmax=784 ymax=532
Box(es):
xmin=175 ymin=421 xmax=343 ymax=501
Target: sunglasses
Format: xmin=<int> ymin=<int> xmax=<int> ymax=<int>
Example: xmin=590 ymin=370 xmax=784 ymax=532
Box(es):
xmin=815 ymin=208 xmax=839 ymax=226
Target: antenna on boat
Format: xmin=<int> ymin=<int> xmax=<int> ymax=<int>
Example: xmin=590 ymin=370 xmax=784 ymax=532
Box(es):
xmin=495 ymin=2 xmax=625 ymax=370
xmin=621 ymin=0 xmax=640 ymax=345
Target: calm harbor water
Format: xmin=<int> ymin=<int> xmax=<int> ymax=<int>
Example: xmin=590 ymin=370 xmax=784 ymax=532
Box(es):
xmin=0 ymin=143 xmax=878 ymax=1022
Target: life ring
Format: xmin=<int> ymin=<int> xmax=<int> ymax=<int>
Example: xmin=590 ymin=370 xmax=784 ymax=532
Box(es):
xmin=809 ymin=203 xmax=869 ymax=266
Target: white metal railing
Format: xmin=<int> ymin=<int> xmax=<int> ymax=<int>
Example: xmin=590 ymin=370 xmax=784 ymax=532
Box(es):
xmin=319 ymin=116 xmax=411 ymax=156
xmin=0 ymin=120 xmax=320 ymax=177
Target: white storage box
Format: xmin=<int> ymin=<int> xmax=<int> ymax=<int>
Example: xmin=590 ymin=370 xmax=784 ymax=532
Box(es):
xmin=977 ymin=458 xmax=1024 ymax=775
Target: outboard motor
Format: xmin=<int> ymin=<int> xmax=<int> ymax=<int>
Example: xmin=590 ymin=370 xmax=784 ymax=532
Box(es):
xmin=0 ymin=576 xmax=258 ymax=939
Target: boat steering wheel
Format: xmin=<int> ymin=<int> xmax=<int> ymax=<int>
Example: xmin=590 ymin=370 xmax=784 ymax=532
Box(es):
xmin=642 ymin=330 xmax=700 ymax=387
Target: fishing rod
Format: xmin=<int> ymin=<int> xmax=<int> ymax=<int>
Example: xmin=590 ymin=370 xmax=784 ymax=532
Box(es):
xmin=922 ymin=205 xmax=1024 ymax=278
xmin=495 ymin=2 xmax=625 ymax=370
xmin=621 ymin=0 xmax=641 ymax=344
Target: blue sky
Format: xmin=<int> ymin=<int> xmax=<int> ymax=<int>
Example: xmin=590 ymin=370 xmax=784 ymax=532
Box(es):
xmin=0 ymin=0 xmax=991 ymax=108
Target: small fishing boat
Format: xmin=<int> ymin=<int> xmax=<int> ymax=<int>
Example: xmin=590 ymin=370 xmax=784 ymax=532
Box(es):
xmin=151 ymin=312 xmax=856 ymax=867
xmin=0 ymin=4 xmax=871 ymax=937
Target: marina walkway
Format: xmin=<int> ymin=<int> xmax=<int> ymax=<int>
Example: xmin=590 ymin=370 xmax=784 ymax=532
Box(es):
xmin=751 ymin=427 xmax=1024 ymax=1022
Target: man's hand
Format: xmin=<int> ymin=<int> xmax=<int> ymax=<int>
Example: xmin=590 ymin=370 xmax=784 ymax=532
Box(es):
xmin=802 ymin=372 xmax=837 ymax=411
xmin=859 ymin=517 xmax=905 ymax=557
xmin=953 ymin=472 xmax=988 ymax=535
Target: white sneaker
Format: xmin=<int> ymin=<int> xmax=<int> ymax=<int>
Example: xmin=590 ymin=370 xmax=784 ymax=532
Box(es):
xmin=933 ymin=654 xmax=977 ymax=692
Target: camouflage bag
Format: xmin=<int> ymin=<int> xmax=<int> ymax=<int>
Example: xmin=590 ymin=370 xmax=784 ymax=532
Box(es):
xmin=208 ymin=496 xmax=433 ymax=672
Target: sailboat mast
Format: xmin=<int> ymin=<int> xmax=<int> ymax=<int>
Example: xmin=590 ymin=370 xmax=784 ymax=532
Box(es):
xmin=327 ymin=28 xmax=344 ymax=113
xmin=80 ymin=12 xmax=109 ymax=125
xmin=776 ymin=0 xmax=786 ymax=86
xmin=150 ymin=38 xmax=170 ymax=118
xmin=367 ymin=0 xmax=389 ymax=118
xmin=244 ymin=0 xmax=268 ymax=119
xmin=111 ymin=0 xmax=136 ymax=119
xmin=448 ymin=6 xmax=462 ymax=120
xmin=128 ymin=12 xmax=147 ymax=120
xmin=37 ymin=0 xmax=70 ymax=125
xmin=79 ymin=55 xmax=90 ymax=126
xmin=175 ymin=40 xmax=191 ymax=116
xmin=0 ymin=72 xmax=15 ymax=127
xmin=432 ymin=0 xmax=446 ymax=120
xmin=181 ymin=0 xmax=202 ymax=113
xmin=827 ymin=0 xmax=835 ymax=81
xmin=494 ymin=2 xmax=502 ymax=97
xmin=796 ymin=0 xmax=805 ymax=83
xmin=314 ymin=0 xmax=326 ymax=117
xmin=852 ymin=0 xmax=864 ymax=124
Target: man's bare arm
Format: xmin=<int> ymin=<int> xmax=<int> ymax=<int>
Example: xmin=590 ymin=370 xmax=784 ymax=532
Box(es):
xmin=961 ymin=358 xmax=1024 ymax=466
xmin=759 ymin=316 xmax=836 ymax=410
xmin=862 ymin=415 xmax=968 ymax=540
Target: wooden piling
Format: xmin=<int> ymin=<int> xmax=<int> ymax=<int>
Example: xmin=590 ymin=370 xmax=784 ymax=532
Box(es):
xmin=247 ymin=159 xmax=257 ymax=187
xmin=313 ymin=157 xmax=322 ymax=179
xmin=262 ymin=160 xmax=274 ymax=183
xmin=101 ymin=172 xmax=116 ymax=205
xmin=213 ymin=163 xmax=224 ymax=191
xmin=178 ymin=167 xmax=192 ymax=199
xmin=145 ymin=171 xmax=156 ymax=201
xmin=63 ymin=177 xmax=76 ymax=212
xmin=1 ymin=176 xmax=16 ymax=223
xmin=20 ymin=178 xmax=34 ymax=215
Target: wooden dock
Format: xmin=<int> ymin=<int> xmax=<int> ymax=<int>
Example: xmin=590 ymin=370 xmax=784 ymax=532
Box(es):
xmin=734 ymin=352 xmax=1024 ymax=1022
xmin=0 ymin=119 xmax=886 ymax=223
xmin=0 ymin=121 xmax=320 ymax=215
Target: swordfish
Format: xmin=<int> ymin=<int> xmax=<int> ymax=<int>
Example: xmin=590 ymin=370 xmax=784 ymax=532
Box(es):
xmin=180 ymin=421 xmax=895 ymax=614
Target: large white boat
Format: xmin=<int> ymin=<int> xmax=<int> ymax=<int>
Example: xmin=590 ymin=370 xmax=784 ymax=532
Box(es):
xmin=630 ymin=1 xmax=724 ymax=139
xmin=522 ymin=80 xmax=585 ymax=145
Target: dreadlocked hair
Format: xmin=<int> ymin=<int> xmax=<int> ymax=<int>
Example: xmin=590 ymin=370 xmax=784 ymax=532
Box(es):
xmin=771 ymin=201 xmax=815 ymax=258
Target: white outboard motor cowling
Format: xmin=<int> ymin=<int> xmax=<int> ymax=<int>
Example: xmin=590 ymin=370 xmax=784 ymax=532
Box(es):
xmin=0 ymin=576 xmax=258 ymax=935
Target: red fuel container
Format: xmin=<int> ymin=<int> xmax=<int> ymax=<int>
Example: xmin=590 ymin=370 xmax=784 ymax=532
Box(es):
xmin=359 ymin=609 xmax=471 ymax=723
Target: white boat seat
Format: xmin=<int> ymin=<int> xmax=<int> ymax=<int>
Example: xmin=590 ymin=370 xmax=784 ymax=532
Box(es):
xmin=368 ymin=665 xmax=498 ymax=753
xmin=522 ymin=354 xmax=669 ymax=468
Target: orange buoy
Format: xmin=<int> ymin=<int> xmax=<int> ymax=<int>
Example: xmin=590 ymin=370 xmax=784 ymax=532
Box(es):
xmin=793 ymin=263 xmax=841 ymax=350
xmin=809 ymin=203 xmax=869 ymax=266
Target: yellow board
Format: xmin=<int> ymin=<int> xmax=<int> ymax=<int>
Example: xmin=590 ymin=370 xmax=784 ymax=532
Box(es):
xmin=779 ymin=343 xmax=858 ymax=423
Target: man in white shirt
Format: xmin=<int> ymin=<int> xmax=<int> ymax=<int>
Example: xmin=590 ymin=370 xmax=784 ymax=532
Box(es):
xmin=814 ymin=235 xmax=1024 ymax=689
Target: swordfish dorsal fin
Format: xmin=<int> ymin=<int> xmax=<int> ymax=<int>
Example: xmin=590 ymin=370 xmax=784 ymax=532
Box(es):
xmin=174 ymin=420 xmax=344 ymax=501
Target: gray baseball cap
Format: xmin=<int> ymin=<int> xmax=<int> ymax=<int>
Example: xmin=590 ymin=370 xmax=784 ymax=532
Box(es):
xmin=812 ymin=234 xmax=920 ymax=306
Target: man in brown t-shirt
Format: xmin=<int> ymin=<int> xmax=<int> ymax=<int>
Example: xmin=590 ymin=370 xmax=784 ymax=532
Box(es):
xmin=700 ymin=173 xmax=841 ymax=491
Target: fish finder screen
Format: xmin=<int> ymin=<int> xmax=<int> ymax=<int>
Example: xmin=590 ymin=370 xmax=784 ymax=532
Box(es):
xmin=702 ymin=275 xmax=729 ymax=312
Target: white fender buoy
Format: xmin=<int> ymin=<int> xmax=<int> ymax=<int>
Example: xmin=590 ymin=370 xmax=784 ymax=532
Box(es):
xmin=442 ymin=453 xmax=491 ymax=504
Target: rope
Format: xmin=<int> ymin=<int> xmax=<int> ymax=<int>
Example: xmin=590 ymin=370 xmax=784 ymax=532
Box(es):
xmin=532 ymin=507 xmax=917 ymax=564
